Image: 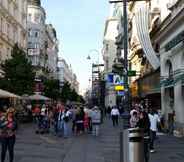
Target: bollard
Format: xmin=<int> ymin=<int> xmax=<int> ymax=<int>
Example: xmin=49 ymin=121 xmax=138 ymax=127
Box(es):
xmin=123 ymin=128 xmax=144 ymax=162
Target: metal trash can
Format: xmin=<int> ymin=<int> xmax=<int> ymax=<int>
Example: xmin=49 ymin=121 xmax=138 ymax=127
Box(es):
xmin=123 ymin=128 xmax=144 ymax=162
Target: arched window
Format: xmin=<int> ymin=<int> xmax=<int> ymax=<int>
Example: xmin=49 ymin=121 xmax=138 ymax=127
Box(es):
xmin=165 ymin=60 xmax=173 ymax=78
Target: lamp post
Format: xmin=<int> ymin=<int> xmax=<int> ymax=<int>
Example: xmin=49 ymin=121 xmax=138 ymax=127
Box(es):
xmin=87 ymin=49 xmax=100 ymax=107
xmin=87 ymin=49 xmax=104 ymax=107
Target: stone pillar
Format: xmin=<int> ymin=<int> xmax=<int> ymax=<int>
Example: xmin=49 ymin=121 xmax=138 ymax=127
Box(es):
xmin=174 ymin=82 xmax=184 ymax=136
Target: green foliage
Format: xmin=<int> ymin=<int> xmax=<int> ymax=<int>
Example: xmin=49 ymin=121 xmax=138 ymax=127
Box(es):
xmin=43 ymin=79 xmax=60 ymax=100
xmin=60 ymin=82 xmax=72 ymax=102
xmin=0 ymin=44 xmax=35 ymax=95
xmin=43 ymin=80 xmax=84 ymax=103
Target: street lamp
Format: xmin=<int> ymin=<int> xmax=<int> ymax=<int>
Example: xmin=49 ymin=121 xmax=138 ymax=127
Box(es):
xmin=87 ymin=49 xmax=100 ymax=64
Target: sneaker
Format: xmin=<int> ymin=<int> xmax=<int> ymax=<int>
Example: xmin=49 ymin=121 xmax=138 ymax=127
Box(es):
xmin=150 ymin=150 xmax=155 ymax=153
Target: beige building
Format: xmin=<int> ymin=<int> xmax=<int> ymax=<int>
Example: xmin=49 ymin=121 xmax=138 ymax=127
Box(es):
xmin=45 ymin=24 xmax=59 ymax=79
xmin=103 ymin=2 xmax=123 ymax=108
xmin=0 ymin=0 xmax=27 ymax=62
xmin=58 ymin=58 xmax=79 ymax=93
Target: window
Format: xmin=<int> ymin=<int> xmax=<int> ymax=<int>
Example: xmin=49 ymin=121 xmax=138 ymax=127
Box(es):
xmin=35 ymin=31 xmax=39 ymax=37
xmin=7 ymin=23 xmax=10 ymax=37
xmin=106 ymin=44 xmax=109 ymax=51
xmin=35 ymin=43 xmax=40 ymax=49
xmin=0 ymin=17 xmax=2 ymax=32
xmin=28 ymin=13 xmax=32 ymax=21
xmin=28 ymin=28 xmax=32 ymax=37
xmin=34 ymin=13 xmax=40 ymax=23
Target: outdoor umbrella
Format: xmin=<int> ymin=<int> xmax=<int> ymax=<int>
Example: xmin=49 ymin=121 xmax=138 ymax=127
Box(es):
xmin=28 ymin=94 xmax=51 ymax=101
xmin=0 ymin=89 xmax=21 ymax=98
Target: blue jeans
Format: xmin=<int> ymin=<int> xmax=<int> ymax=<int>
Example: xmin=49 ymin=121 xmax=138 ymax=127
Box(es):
xmin=63 ymin=122 xmax=70 ymax=137
xmin=57 ymin=120 xmax=64 ymax=136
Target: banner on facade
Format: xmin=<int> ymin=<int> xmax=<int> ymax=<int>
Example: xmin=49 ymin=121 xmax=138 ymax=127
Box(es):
xmin=135 ymin=5 xmax=160 ymax=70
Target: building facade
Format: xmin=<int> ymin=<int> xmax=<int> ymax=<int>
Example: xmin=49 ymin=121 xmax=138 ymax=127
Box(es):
xmin=103 ymin=3 xmax=123 ymax=108
xmin=128 ymin=0 xmax=171 ymax=108
xmin=0 ymin=0 xmax=27 ymax=61
xmin=58 ymin=58 xmax=79 ymax=93
xmin=128 ymin=0 xmax=184 ymax=135
xmin=156 ymin=0 xmax=184 ymax=136
xmin=27 ymin=0 xmax=46 ymax=70
xmin=45 ymin=24 xmax=59 ymax=79
xmin=27 ymin=0 xmax=59 ymax=79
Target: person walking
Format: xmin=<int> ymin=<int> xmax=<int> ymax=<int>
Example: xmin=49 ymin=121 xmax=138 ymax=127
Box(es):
xmin=62 ymin=108 xmax=71 ymax=138
xmin=148 ymin=109 xmax=160 ymax=153
xmin=91 ymin=106 xmax=101 ymax=136
xmin=111 ymin=106 xmax=120 ymax=127
xmin=136 ymin=111 xmax=150 ymax=162
xmin=75 ymin=107 xmax=85 ymax=135
xmin=57 ymin=108 xmax=64 ymax=137
xmin=130 ymin=111 xmax=139 ymax=128
xmin=0 ymin=108 xmax=17 ymax=162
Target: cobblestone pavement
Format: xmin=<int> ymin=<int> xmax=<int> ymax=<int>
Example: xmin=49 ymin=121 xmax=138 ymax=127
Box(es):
xmin=1 ymin=118 xmax=184 ymax=162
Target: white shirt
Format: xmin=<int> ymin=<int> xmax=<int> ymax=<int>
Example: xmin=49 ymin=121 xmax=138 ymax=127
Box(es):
xmin=149 ymin=113 xmax=160 ymax=131
xmin=111 ymin=108 xmax=120 ymax=116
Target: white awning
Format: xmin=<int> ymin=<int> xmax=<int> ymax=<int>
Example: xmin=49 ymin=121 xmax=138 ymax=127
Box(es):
xmin=135 ymin=5 xmax=160 ymax=70
xmin=28 ymin=94 xmax=51 ymax=101
xmin=0 ymin=89 xmax=21 ymax=98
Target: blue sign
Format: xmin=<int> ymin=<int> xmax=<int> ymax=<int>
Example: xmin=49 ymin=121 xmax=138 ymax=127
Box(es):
xmin=117 ymin=91 xmax=125 ymax=96
xmin=107 ymin=73 xmax=114 ymax=83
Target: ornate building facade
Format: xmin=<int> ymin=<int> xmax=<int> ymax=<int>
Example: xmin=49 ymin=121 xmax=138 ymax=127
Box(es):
xmin=0 ymin=0 xmax=27 ymax=62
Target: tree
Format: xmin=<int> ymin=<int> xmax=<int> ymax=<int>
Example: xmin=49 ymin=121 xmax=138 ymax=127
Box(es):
xmin=60 ymin=82 xmax=71 ymax=102
xmin=0 ymin=44 xmax=35 ymax=95
xmin=43 ymin=79 xmax=60 ymax=100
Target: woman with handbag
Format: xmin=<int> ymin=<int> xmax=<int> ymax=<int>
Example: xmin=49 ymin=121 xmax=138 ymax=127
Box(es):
xmin=0 ymin=108 xmax=17 ymax=162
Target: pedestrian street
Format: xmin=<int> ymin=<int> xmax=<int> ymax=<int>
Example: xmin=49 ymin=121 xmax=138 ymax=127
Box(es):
xmin=0 ymin=118 xmax=184 ymax=162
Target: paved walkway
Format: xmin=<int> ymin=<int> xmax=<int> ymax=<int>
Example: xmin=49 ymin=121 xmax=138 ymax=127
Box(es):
xmin=1 ymin=118 xmax=184 ymax=162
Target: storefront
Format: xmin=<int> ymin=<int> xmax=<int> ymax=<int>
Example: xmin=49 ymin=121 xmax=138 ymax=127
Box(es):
xmin=138 ymin=70 xmax=161 ymax=110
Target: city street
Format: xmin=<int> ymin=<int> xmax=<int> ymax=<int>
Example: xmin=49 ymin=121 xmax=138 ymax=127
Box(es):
xmin=1 ymin=118 xmax=184 ymax=162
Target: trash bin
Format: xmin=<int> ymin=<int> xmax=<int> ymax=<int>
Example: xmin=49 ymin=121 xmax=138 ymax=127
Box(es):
xmin=123 ymin=128 xmax=144 ymax=162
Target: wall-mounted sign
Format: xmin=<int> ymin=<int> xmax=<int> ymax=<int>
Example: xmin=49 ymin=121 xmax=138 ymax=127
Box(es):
xmin=165 ymin=30 xmax=184 ymax=52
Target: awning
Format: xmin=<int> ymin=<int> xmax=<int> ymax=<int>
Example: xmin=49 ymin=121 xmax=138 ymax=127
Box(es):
xmin=28 ymin=94 xmax=51 ymax=101
xmin=135 ymin=5 xmax=160 ymax=70
xmin=0 ymin=89 xmax=21 ymax=98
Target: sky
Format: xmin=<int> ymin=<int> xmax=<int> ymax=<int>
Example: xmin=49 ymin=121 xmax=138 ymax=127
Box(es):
xmin=42 ymin=0 xmax=110 ymax=94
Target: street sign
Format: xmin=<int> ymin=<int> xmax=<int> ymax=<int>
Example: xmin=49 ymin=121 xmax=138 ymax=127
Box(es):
xmin=107 ymin=73 xmax=114 ymax=84
xmin=113 ymin=75 xmax=124 ymax=85
xmin=128 ymin=70 xmax=136 ymax=77
xmin=117 ymin=91 xmax=125 ymax=96
xmin=115 ymin=85 xmax=124 ymax=91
